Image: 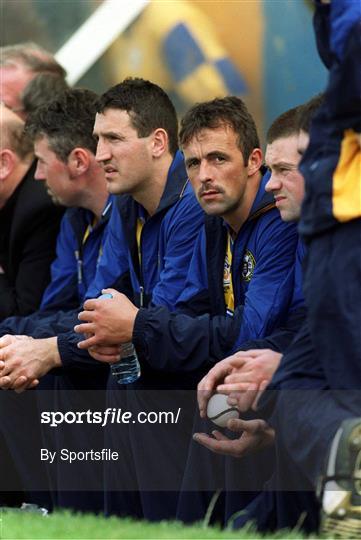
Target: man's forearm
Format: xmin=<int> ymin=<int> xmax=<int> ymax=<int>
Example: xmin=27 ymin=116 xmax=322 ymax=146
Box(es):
xmin=133 ymin=306 xmax=242 ymax=373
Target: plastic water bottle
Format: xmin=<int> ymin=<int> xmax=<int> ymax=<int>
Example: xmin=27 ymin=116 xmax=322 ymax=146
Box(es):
xmin=111 ymin=341 xmax=141 ymax=385
xmin=97 ymin=293 xmax=141 ymax=384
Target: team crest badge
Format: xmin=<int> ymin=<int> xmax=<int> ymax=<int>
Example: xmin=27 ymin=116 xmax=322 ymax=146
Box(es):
xmin=242 ymin=250 xmax=256 ymax=282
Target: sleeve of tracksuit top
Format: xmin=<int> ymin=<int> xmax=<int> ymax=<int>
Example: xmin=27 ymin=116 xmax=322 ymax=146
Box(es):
xmin=132 ymin=214 xmax=299 ymax=373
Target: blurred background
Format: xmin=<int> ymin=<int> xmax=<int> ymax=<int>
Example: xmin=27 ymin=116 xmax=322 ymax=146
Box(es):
xmin=1 ymin=0 xmax=327 ymax=141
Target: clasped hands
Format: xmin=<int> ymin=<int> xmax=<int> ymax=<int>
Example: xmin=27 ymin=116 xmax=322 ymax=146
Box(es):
xmin=194 ymin=349 xmax=282 ymax=458
xmin=0 ymin=335 xmax=61 ymax=392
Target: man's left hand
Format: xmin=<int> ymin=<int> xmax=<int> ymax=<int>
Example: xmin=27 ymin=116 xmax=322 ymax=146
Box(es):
xmin=193 ymin=417 xmax=275 ymax=458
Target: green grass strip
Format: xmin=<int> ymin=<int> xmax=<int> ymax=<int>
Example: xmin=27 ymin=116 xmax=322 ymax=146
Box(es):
xmin=0 ymin=510 xmax=317 ymax=540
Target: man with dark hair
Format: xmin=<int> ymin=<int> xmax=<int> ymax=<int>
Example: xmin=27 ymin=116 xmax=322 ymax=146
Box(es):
xmin=195 ymin=96 xmax=326 ymax=422
xmin=196 ymin=102 xmax=309 ymax=419
xmin=174 ymin=103 xmax=307 ymax=525
xmin=0 ymin=88 xmax=110 ymax=512
xmin=0 ymin=42 xmax=66 ymax=119
xmin=0 ymin=88 xmax=110 ymax=332
xmin=0 ymin=104 xmax=62 ymax=321
xmin=27 ymin=88 xmax=110 ymax=307
xmin=65 ymin=77 xmax=205 ymax=356
xmin=178 ymin=95 xmax=259 ymax=161
xmin=96 ymin=77 xmax=179 ymax=157
xmin=191 ymin=99 xmax=320 ymax=530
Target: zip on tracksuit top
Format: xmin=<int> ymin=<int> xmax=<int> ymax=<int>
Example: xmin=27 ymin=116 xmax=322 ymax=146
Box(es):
xmin=131 ymin=171 xmax=299 ymax=374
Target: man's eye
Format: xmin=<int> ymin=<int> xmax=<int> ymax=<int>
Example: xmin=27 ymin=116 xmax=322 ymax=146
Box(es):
xmin=187 ymin=161 xmax=198 ymax=168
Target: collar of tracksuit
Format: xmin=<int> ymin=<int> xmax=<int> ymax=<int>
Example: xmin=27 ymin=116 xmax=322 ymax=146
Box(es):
xmin=114 ymin=150 xmax=188 ymax=284
xmin=66 ymin=194 xmax=112 ymax=251
xmin=245 ymin=166 xmax=275 ymax=222
xmin=217 ymin=167 xmax=275 ymax=235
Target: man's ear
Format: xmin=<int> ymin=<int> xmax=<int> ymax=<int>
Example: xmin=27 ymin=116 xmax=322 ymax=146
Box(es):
xmin=247 ymin=148 xmax=263 ymax=176
xmin=67 ymin=147 xmax=90 ymax=177
xmin=0 ymin=149 xmax=16 ymax=181
xmin=151 ymin=128 xmax=168 ymax=158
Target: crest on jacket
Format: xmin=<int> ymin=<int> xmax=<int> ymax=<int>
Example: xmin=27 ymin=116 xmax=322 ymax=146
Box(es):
xmin=242 ymin=249 xmax=256 ymax=282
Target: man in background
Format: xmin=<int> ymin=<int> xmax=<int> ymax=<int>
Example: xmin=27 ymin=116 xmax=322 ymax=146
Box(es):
xmin=0 ymin=42 xmax=66 ymax=118
xmin=0 ymin=104 xmax=63 ymax=320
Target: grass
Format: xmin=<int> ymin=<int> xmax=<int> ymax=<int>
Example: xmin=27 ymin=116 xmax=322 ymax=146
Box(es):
xmin=0 ymin=510 xmax=315 ymax=540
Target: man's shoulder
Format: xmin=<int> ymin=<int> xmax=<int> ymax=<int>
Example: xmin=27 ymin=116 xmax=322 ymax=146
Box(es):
xmin=162 ymin=181 xmax=205 ymax=228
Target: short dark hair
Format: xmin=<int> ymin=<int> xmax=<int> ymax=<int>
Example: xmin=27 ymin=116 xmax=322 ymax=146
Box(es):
xmin=179 ymin=96 xmax=260 ymax=164
xmin=97 ymin=78 xmax=178 ymax=156
xmin=21 ymin=72 xmax=69 ymax=116
xmin=297 ymin=93 xmax=324 ymax=134
xmin=0 ymin=42 xmax=66 ymax=78
xmin=266 ymin=106 xmax=302 ymax=144
xmin=25 ymin=88 xmax=98 ymax=162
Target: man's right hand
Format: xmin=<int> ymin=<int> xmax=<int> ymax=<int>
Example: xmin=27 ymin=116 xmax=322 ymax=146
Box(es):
xmin=197 ymin=349 xmax=282 ymax=417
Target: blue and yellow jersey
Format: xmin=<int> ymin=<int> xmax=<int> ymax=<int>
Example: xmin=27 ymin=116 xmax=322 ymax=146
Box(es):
xmin=299 ymin=1 xmax=361 ymax=237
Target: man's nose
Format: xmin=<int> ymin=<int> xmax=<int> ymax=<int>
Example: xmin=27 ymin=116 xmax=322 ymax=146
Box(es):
xmin=34 ymin=161 xmax=45 ymax=181
xmin=198 ymin=161 xmax=213 ymax=184
xmin=265 ymin=173 xmax=282 ymax=193
xmin=95 ymin=139 xmax=111 ymax=163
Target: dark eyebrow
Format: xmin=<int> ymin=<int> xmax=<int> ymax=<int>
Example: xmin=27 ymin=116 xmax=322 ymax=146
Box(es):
xmin=206 ymin=151 xmax=228 ymax=159
xmin=185 ymin=157 xmax=199 ymax=167
xmin=93 ymin=130 xmax=123 ymax=140
xmin=104 ymin=131 xmax=122 ymax=138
